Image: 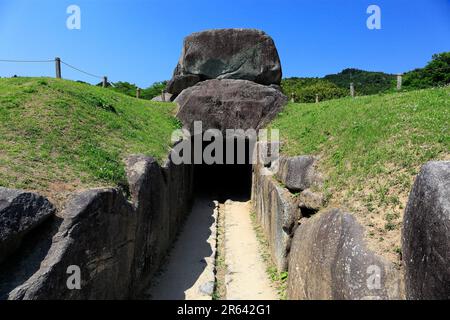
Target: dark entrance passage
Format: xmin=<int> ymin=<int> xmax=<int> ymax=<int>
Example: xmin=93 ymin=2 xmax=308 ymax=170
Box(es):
xmin=147 ymin=134 xmax=278 ymax=300
xmin=193 ymin=136 xmax=253 ymax=202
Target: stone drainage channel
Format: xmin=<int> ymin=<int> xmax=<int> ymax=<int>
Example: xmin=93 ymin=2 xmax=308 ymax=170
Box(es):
xmin=143 ymin=195 xmax=277 ymax=300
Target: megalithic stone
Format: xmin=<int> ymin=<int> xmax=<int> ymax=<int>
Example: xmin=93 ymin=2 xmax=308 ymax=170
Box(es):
xmin=166 ymin=29 xmax=283 ymax=98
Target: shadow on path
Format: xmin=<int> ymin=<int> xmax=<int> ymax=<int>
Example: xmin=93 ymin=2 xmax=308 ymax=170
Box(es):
xmin=145 ymin=196 xmax=215 ymax=300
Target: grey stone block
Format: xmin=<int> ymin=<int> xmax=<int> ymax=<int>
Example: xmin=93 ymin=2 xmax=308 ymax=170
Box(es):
xmin=8 ymin=188 xmax=136 ymax=300
xmin=175 ymin=79 xmax=287 ymax=134
xmin=252 ymin=164 xmax=300 ymax=272
xmin=402 ymin=161 xmax=450 ymax=300
xmin=276 ymin=156 xmax=321 ymax=192
xmin=167 ymin=28 xmax=282 ymax=97
xmin=0 ymin=188 xmax=55 ymax=264
xmin=287 ymin=209 xmax=403 ymax=300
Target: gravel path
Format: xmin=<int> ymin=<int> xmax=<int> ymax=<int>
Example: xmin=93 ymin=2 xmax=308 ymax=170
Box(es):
xmin=145 ymin=197 xmax=276 ymax=300
xmin=224 ymin=200 xmax=277 ymax=300
xmin=144 ymin=196 xmax=218 ymax=300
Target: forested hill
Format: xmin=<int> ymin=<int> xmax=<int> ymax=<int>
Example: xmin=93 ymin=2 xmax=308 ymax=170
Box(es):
xmin=281 ymin=52 xmax=450 ymax=103
xmin=324 ymin=68 xmax=396 ymax=95
xmin=281 ymin=69 xmax=396 ymax=103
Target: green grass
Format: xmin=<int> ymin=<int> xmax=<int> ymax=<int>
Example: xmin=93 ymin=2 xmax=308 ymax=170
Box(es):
xmin=0 ymin=77 xmax=179 ymax=204
xmin=213 ymin=204 xmax=227 ymax=300
xmin=250 ymin=211 xmax=287 ymax=300
xmin=269 ymin=87 xmax=449 ymax=261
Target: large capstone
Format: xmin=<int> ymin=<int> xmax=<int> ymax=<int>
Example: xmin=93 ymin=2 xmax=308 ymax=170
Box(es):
xmin=175 ymin=79 xmax=288 ymax=133
xmin=167 ymin=29 xmax=282 ymax=97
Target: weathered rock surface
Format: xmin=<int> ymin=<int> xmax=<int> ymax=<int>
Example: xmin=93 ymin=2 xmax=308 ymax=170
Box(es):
xmin=0 ymin=214 xmax=62 ymax=300
xmin=0 ymin=188 xmax=55 ymax=263
xmin=276 ymin=156 xmax=322 ymax=192
xmin=125 ymin=155 xmax=161 ymax=294
xmin=252 ymin=152 xmax=404 ymax=299
xmin=176 ymin=79 xmax=288 ymax=133
xmin=127 ymin=155 xmax=194 ymax=295
xmin=252 ymin=164 xmax=300 ymax=272
xmin=287 ymin=209 xmax=403 ymax=300
xmin=5 ymin=155 xmax=194 ymax=300
xmin=8 ymin=188 xmax=136 ymax=300
xmin=166 ymin=75 xmax=202 ymax=97
xmin=402 ymin=161 xmax=450 ymax=300
xmin=167 ymin=29 xmax=282 ymax=96
xmin=298 ymin=189 xmax=325 ymax=212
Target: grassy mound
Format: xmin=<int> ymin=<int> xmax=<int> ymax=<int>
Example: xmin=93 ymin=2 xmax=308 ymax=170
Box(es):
xmin=0 ymin=77 xmax=179 ymax=206
xmin=269 ymin=87 xmax=450 ymax=263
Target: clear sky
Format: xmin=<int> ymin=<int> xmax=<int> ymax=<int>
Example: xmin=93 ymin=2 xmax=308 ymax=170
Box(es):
xmin=0 ymin=0 xmax=449 ymax=87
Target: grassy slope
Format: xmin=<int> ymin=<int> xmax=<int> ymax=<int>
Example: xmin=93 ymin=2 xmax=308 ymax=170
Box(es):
xmin=0 ymin=77 xmax=179 ymax=207
xmin=269 ymin=87 xmax=450 ymax=264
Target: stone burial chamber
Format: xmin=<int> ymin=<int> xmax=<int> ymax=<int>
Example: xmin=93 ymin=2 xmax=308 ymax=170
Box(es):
xmin=1 ymin=27 xmax=449 ymax=301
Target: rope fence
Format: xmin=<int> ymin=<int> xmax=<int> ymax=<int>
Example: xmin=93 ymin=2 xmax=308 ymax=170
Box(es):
xmin=2 ymin=57 xmax=448 ymax=102
xmin=60 ymin=60 xmax=103 ymax=80
xmin=1 ymin=57 xmax=166 ymax=100
xmin=0 ymin=59 xmax=54 ymax=63
xmin=0 ymin=57 xmax=116 ymax=88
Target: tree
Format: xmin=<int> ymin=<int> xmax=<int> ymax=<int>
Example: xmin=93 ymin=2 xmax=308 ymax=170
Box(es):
xmin=324 ymin=68 xmax=396 ymax=95
xmin=97 ymin=80 xmax=168 ymax=100
xmin=281 ymin=78 xmax=347 ymax=103
xmin=140 ymin=81 xmax=167 ymax=100
xmin=403 ymin=52 xmax=450 ymax=89
xmin=111 ymin=81 xmax=138 ymax=96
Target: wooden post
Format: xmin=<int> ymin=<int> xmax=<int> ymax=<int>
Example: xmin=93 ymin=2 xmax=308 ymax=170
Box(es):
xmin=350 ymin=82 xmax=355 ymax=98
xmin=55 ymin=57 xmax=61 ymax=79
xmin=161 ymin=89 xmax=166 ymax=102
xmin=397 ymin=74 xmax=403 ymax=91
xmin=102 ymin=76 xmax=108 ymax=88
xmin=315 ymin=94 xmax=319 ymax=103
xmin=136 ymin=88 xmax=141 ymax=99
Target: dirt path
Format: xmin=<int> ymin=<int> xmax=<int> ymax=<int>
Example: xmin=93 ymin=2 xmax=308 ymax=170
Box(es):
xmin=144 ymin=196 xmax=218 ymax=300
xmin=145 ymin=196 xmax=277 ymax=300
xmin=224 ymin=200 xmax=278 ymax=300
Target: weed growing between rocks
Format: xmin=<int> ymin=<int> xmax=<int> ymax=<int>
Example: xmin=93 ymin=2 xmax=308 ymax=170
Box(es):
xmin=250 ymin=210 xmax=287 ymax=300
xmin=212 ymin=203 xmax=227 ymax=300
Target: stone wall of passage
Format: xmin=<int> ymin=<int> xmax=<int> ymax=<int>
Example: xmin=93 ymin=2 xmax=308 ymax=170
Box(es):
xmin=0 ymin=155 xmax=194 ymax=300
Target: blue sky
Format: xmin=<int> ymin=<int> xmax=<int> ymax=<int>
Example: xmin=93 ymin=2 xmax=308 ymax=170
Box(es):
xmin=0 ymin=0 xmax=449 ymax=87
